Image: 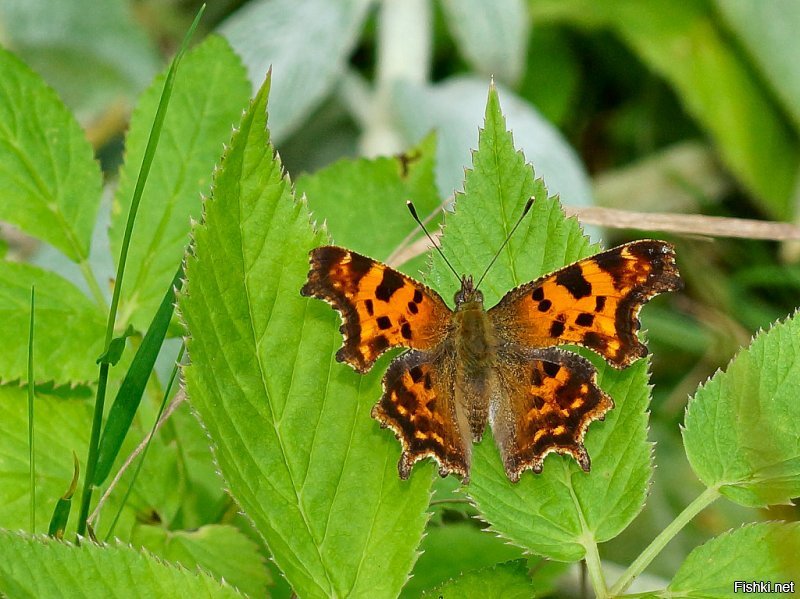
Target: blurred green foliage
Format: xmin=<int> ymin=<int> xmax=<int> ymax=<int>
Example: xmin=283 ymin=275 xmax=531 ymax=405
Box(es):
xmin=1 ymin=0 xmax=799 ymax=596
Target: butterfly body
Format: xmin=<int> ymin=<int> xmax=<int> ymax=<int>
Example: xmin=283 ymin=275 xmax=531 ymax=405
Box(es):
xmin=301 ymin=238 xmax=681 ymax=482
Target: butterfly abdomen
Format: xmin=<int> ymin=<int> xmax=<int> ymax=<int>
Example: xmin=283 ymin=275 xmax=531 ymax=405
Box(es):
xmin=452 ymin=302 xmax=497 ymax=441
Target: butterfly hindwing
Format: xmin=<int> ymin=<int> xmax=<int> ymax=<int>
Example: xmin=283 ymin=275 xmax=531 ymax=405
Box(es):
xmin=491 ymin=347 xmax=613 ymax=482
xmin=489 ymin=240 xmax=682 ymax=368
xmin=372 ymin=350 xmax=471 ymax=479
xmin=301 ymin=246 xmax=452 ymax=372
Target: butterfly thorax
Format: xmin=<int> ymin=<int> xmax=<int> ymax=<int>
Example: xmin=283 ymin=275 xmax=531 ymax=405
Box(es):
xmin=452 ymin=276 xmax=495 ymax=369
xmin=452 ymin=275 xmax=497 ymax=440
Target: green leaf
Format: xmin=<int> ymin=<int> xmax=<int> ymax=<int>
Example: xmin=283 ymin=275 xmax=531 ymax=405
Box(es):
xmin=47 ymin=451 xmax=79 ymax=539
xmin=665 ymin=522 xmax=800 ymax=596
xmin=440 ymin=0 xmax=530 ymax=85
xmin=220 ymin=0 xmax=371 ymax=141
xmin=131 ymin=523 xmax=270 ymax=598
xmin=529 ymin=0 xmax=799 ymax=219
xmin=0 ymin=0 xmax=160 ymax=117
xmin=0 ymin=529 xmax=243 ymax=598
xmin=0 ymin=384 xmax=92 ymax=532
xmin=715 ymin=0 xmax=800 ymax=132
xmin=295 ymin=133 xmax=440 ymax=261
xmin=180 ymin=75 xmax=431 ymax=598
xmin=0 ymin=47 xmax=102 ymax=262
xmin=110 ymin=35 xmax=250 ymax=330
xmin=403 ymin=520 xmax=525 ymax=597
xmin=94 ymin=267 xmax=183 ymax=485
xmin=95 ymin=324 xmax=134 ymax=366
xmin=422 ymin=560 xmax=536 ymax=598
xmin=0 ymin=382 xmax=184 ymax=538
xmin=683 ymin=311 xmax=800 ymax=507
xmin=0 ymin=262 xmax=105 ymax=384
xmin=431 ymin=85 xmax=652 ymax=561
xmin=392 ymin=78 xmax=594 ymax=211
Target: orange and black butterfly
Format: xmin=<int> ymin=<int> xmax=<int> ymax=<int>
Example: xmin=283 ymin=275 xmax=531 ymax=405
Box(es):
xmin=301 ymin=200 xmax=681 ymax=482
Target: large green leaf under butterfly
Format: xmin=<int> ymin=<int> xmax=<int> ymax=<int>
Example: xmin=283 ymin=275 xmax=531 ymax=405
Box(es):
xmin=430 ymin=85 xmax=659 ymax=561
xmin=180 ymin=75 xmax=431 ymax=598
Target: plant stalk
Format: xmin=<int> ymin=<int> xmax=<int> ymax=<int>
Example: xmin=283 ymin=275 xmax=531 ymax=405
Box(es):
xmin=74 ymin=5 xmax=205 ymax=539
xmin=582 ymin=531 xmax=608 ymax=599
xmin=609 ymin=485 xmax=721 ymax=596
xmin=27 ymin=287 xmax=36 ymax=531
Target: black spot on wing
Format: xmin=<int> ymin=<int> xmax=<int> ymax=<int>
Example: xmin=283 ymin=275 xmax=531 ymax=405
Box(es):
xmin=550 ymin=320 xmax=565 ymax=337
xmin=595 ymin=296 xmax=606 ymax=312
xmin=370 ymin=335 xmax=390 ymax=355
xmin=555 ymin=264 xmax=592 ymax=299
xmin=413 ymin=289 xmax=424 ymax=304
xmin=377 ymin=315 xmax=392 ymax=330
xmin=531 ymin=287 xmax=545 ymax=302
xmin=575 ymin=312 xmax=595 ymax=327
xmin=582 ymin=331 xmax=608 ymax=353
xmin=542 ymin=361 xmax=561 ymax=377
xmin=407 ymin=301 xmax=419 ymax=314
xmin=401 ymin=322 xmax=413 ymax=340
xmin=537 ymin=299 xmax=552 ymax=312
xmin=346 ymin=251 xmax=375 ymax=279
xmin=365 ymin=299 xmax=374 ymax=316
xmin=376 ymin=268 xmax=405 ymax=302
xmin=595 ymin=247 xmax=627 ymax=288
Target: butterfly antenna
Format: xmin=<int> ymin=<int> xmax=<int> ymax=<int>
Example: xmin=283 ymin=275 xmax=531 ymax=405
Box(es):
xmin=406 ymin=201 xmax=461 ymax=281
xmin=475 ymin=197 xmax=534 ymax=289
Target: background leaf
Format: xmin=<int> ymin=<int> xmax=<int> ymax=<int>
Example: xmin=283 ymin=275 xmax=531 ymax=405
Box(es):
xmin=392 ymin=76 xmax=595 ymax=215
xmin=131 ymin=523 xmax=269 ymax=598
xmin=295 ymin=133 xmax=440 ymax=260
xmin=0 ymin=529 xmax=243 ymax=598
xmin=180 ymin=76 xmax=431 ymax=598
xmin=440 ymin=0 xmax=530 ymax=85
xmin=664 ymin=522 xmax=800 ymax=596
xmin=110 ymin=35 xmax=251 ymax=331
xmin=0 ymin=47 xmax=102 ymax=263
xmin=683 ymin=311 xmax=800 ymax=507
xmin=421 ymin=560 xmax=536 ymax=598
xmin=529 ymin=0 xmax=799 ymax=219
xmin=430 ymin=85 xmax=652 ymax=561
xmin=0 ymin=262 xmax=104 ymax=384
xmin=402 ymin=520 xmax=525 ymax=597
xmin=0 ymin=0 xmax=159 ymax=119
xmin=0 ymin=383 xmax=183 ymax=538
xmin=714 ymin=0 xmax=800 ymax=132
xmin=220 ymin=0 xmax=370 ymax=142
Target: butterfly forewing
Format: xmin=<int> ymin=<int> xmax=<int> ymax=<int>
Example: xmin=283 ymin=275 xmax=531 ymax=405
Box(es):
xmin=489 ymin=240 xmax=682 ymax=368
xmin=301 ymin=246 xmax=452 ymax=372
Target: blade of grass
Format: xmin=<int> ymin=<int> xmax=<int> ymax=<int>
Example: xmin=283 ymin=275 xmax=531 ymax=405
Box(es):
xmin=27 ymin=286 xmax=35 ymax=532
xmin=93 ymin=265 xmax=184 ymax=486
xmin=103 ymin=343 xmax=185 ymax=541
xmin=75 ymin=5 xmax=205 ymax=539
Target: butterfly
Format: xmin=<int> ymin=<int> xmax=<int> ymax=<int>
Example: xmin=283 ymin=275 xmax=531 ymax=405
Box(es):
xmin=300 ymin=200 xmax=682 ymax=482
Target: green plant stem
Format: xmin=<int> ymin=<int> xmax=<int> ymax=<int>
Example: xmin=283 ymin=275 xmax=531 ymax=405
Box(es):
xmin=76 ymin=363 xmax=110 ymax=537
xmin=582 ymin=531 xmax=608 ymax=599
xmin=27 ymin=286 xmax=35 ymax=532
xmin=74 ymin=5 xmax=205 ymax=539
xmin=360 ymin=0 xmax=431 ymax=155
xmin=609 ymin=485 xmax=721 ymax=596
xmin=79 ymin=259 xmax=108 ymax=310
xmin=103 ymin=343 xmax=185 ymax=540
